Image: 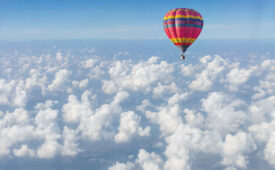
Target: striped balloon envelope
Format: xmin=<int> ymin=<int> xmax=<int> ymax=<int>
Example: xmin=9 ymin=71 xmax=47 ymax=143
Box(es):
xmin=163 ymin=8 xmax=203 ymax=59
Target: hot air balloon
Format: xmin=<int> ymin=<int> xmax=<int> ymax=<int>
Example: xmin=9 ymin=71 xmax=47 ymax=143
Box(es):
xmin=163 ymin=8 xmax=203 ymax=60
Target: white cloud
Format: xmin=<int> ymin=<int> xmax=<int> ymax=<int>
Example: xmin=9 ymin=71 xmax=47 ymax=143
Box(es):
xmin=200 ymin=55 xmax=212 ymax=64
xmin=137 ymin=149 xmax=163 ymax=170
xmin=202 ymin=92 xmax=246 ymax=135
xmin=77 ymin=91 xmax=129 ymax=141
xmin=0 ymin=108 xmax=34 ymax=155
xmin=136 ymin=99 xmax=152 ymax=112
xmin=138 ymin=126 xmax=150 ymax=137
xmin=145 ymin=91 xmax=189 ymax=136
xmin=189 ymin=55 xmax=226 ymax=91
xmin=83 ymin=58 xmax=96 ymax=68
xmin=183 ymin=108 xmax=204 ymax=128
xmin=14 ymin=86 xmax=27 ymax=107
xmin=37 ymin=140 xmax=61 ymax=159
xmin=264 ymin=134 xmax=275 ymax=166
xmin=0 ymin=79 xmax=13 ymax=104
xmin=115 ymin=111 xmax=139 ymax=143
xmin=146 ymin=104 xmax=182 ymax=136
xmin=25 ymin=68 xmax=48 ymax=95
xmin=108 ymin=162 xmax=135 ymax=170
xmin=62 ymin=126 xmax=80 ymax=156
xmin=249 ymin=120 xmax=275 ymax=144
xmin=225 ymin=167 xmax=237 ymax=170
xmin=0 ymin=79 xmax=29 ymax=107
xmin=63 ymin=90 xmax=93 ymax=123
xmin=248 ymin=96 xmax=275 ymax=124
xmin=197 ymin=131 xmax=222 ymax=154
xmin=224 ymin=67 xmax=254 ymax=91
xmin=260 ymin=60 xmax=275 ymax=71
xmin=153 ymin=82 xmax=178 ymax=98
xmin=164 ymin=125 xmax=201 ymax=170
xmin=13 ymin=145 xmax=35 ymax=157
xmin=35 ymin=108 xmax=59 ymax=130
xmin=221 ymin=132 xmax=256 ymax=169
xmin=79 ymin=79 xmax=89 ymax=89
xmin=253 ymin=72 xmax=275 ymax=99
xmin=48 ymin=69 xmax=70 ymax=92
xmin=115 ymin=111 xmax=150 ymax=143
xmin=102 ymin=57 xmax=174 ymax=94
xmin=35 ymin=102 xmax=61 ymax=158
xmin=108 ymin=149 xmax=163 ymax=170
xmin=167 ymin=92 xmax=188 ymax=105
xmin=252 ymin=60 xmax=275 ymax=99
xmin=72 ymin=79 xmax=88 ymax=89
xmin=56 ymin=52 xmax=63 ymax=61
xmin=0 ymin=124 xmax=34 ymax=156
xmin=180 ymin=63 xmax=196 ymax=76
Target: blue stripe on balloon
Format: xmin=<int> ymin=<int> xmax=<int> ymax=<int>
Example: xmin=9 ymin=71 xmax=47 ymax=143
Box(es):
xmin=165 ymin=18 xmax=203 ymax=23
xmin=164 ymin=24 xmax=203 ymax=29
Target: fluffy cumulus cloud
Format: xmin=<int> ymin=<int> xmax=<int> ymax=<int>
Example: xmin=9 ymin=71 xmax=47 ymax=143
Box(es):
xmin=202 ymin=92 xmax=246 ymax=135
xmin=61 ymin=126 xmax=80 ymax=156
xmin=265 ymin=134 xmax=275 ymax=166
xmin=0 ymin=79 xmax=27 ymax=107
xmin=109 ymin=149 xmax=163 ymax=170
xmin=48 ymin=69 xmax=70 ymax=92
xmin=102 ymin=57 xmax=174 ymax=94
xmin=224 ymin=67 xmax=255 ymax=91
xmin=221 ymin=132 xmax=256 ymax=168
xmin=115 ymin=111 xmax=150 ymax=143
xmin=0 ymin=44 xmax=275 ymax=170
xmin=253 ymin=60 xmax=275 ymax=99
xmin=189 ymin=55 xmax=227 ymax=91
xmin=35 ymin=101 xmax=61 ymax=158
xmin=137 ymin=149 xmax=163 ymax=170
xmin=13 ymin=145 xmax=35 ymax=157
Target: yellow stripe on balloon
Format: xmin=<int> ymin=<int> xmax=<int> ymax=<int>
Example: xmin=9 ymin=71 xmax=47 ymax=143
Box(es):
xmin=170 ymin=38 xmax=179 ymax=44
xmin=169 ymin=38 xmax=196 ymax=44
xmin=164 ymin=15 xmax=203 ymax=20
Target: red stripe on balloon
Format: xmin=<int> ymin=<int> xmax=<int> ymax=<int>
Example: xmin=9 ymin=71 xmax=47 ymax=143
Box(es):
xmin=165 ymin=20 xmax=203 ymax=26
xmin=174 ymin=43 xmax=192 ymax=46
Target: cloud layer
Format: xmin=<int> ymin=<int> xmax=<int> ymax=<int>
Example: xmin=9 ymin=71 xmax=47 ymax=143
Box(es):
xmin=0 ymin=46 xmax=274 ymax=170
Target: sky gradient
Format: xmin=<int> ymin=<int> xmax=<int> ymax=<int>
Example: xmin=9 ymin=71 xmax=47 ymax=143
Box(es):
xmin=0 ymin=0 xmax=275 ymax=40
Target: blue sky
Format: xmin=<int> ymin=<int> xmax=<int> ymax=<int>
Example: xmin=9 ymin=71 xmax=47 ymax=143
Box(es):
xmin=0 ymin=0 xmax=275 ymax=39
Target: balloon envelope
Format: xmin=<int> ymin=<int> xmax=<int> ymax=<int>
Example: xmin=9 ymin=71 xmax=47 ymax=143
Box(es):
xmin=163 ymin=8 xmax=203 ymax=57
